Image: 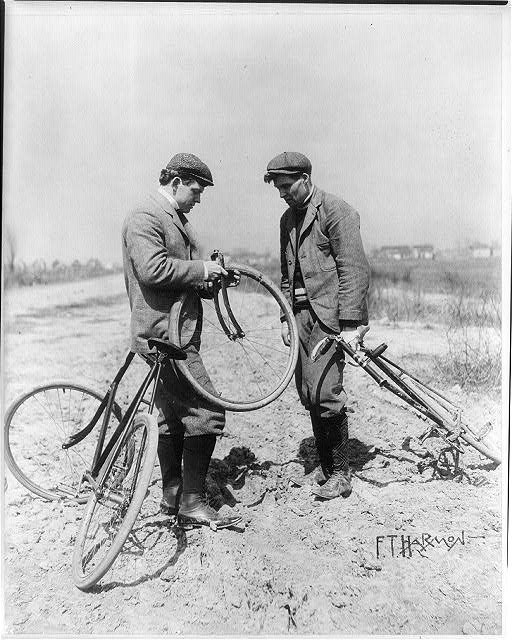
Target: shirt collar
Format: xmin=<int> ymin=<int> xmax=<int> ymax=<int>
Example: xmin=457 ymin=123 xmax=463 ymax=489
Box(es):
xmin=293 ymin=184 xmax=315 ymax=213
xmin=302 ymin=184 xmax=315 ymax=206
xmin=158 ymin=185 xmax=180 ymax=212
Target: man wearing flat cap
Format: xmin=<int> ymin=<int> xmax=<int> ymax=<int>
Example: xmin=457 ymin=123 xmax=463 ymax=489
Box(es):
xmin=265 ymin=152 xmax=370 ymax=500
xmin=122 ymin=152 xmax=240 ymax=529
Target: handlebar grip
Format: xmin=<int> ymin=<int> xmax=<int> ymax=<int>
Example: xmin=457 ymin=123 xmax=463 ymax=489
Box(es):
xmin=310 ymin=336 xmax=334 ymax=362
xmin=369 ymin=343 xmax=388 ymax=359
xmin=338 ymin=340 xmax=389 ymax=387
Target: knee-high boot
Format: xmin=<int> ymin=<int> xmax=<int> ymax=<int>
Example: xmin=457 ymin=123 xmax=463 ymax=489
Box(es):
xmin=310 ymin=410 xmax=333 ymax=482
xmin=312 ymin=410 xmax=352 ymax=499
xmin=157 ymin=432 xmax=184 ymax=515
xmin=177 ymin=435 xmax=241 ymax=529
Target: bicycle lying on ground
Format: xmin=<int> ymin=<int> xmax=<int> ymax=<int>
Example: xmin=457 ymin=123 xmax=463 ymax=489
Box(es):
xmin=311 ymin=331 xmax=501 ymax=468
xmin=4 ymin=257 xmax=299 ymax=590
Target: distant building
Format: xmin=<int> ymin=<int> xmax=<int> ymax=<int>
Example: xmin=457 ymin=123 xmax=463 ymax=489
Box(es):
xmin=469 ymin=242 xmax=492 ymax=258
xmin=229 ymin=250 xmax=274 ymax=266
xmin=377 ymin=245 xmax=413 ymax=260
xmin=412 ymin=244 xmax=435 ymax=260
xmin=373 ymin=244 xmax=436 ymax=260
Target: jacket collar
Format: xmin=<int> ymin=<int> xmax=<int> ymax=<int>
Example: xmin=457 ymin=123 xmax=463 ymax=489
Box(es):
xmin=151 ymin=190 xmax=189 ymax=241
xmin=301 ymin=185 xmax=321 ymax=239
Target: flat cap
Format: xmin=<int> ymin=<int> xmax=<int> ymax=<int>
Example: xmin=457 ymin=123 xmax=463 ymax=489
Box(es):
xmin=165 ymin=153 xmax=214 ymax=186
xmin=264 ymin=151 xmax=312 ymax=183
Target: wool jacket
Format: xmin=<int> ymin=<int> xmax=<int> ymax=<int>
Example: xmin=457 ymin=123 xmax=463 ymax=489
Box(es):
xmin=122 ymin=191 xmax=207 ymax=353
xmin=280 ymin=186 xmax=370 ymax=332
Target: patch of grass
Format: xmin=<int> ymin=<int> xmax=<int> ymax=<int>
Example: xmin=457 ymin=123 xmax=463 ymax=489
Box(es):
xmin=435 ymin=325 xmax=501 ymax=391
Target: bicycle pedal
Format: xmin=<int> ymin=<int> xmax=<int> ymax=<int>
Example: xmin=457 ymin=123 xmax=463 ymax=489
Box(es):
xmin=213 ymin=518 xmax=245 ymax=532
xmin=178 ymin=518 xmax=243 ymax=532
xmin=227 ymin=520 xmax=246 ymax=533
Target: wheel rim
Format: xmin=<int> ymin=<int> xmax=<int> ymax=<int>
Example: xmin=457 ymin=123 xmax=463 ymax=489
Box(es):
xmin=5 ymin=384 xmax=120 ymax=500
xmin=75 ymin=419 xmax=152 ymax=581
xmin=170 ymin=265 xmax=298 ymax=410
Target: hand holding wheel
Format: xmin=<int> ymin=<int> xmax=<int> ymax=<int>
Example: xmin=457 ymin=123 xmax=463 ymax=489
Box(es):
xmin=204 ymin=260 xmax=228 ymax=281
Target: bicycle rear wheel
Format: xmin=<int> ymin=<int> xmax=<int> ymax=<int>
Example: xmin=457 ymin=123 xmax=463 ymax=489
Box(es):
xmin=4 ymin=383 xmax=122 ymax=501
xmin=72 ymin=412 xmax=158 ymax=591
xmin=168 ymin=263 xmax=299 ymax=411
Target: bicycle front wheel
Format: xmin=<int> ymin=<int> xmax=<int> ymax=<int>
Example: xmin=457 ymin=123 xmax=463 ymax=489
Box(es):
xmin=169 ymin=263 xmax=299 ymax=411
xmin=4 ymin=383 xmax=122 ymax=501
xmin=72 ymin=412 xmax=158 ymax=591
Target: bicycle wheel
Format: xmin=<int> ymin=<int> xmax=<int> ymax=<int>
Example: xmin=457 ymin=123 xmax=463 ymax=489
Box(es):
xmin=4 ymin=383 xmax=123 ymax=501
xmin=168 ymin=263 xmax=299 ymax=411
xmin=72 ymin=412 xmax=158 ymax=591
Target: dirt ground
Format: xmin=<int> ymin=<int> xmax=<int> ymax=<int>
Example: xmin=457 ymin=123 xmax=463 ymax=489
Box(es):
xmin=2 ymin=274 xmax=504 ymax=636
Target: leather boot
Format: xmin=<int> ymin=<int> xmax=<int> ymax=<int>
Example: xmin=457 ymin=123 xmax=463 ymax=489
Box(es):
xmin=312 ymin=411 xmax=352 ymax=500
xmin=177 ymin=435 xmax=242 ymax=530
xmin=310 ymin=410 xmax=333 ymax=483
xmin=158 ymin=432 xmax=184 ymax=515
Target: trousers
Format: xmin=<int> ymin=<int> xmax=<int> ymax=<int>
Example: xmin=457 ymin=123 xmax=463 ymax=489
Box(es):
xmin=146 ymin=346 xmax=225 ymax=438
xmin=294 ymin=306 xmax=347 ymax=418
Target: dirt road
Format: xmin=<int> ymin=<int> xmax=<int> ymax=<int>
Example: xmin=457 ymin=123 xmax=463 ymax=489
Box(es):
xmin=2 ymin=275 xmax=502 ymax=635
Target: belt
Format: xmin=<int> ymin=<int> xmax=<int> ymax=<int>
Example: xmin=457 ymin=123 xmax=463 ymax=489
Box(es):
xmin=293 ymin=290 xmax=309 ymax=312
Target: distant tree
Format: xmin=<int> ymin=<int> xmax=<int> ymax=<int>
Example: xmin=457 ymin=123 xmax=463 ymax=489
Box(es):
xmin=32 ymin=258 xmax=47 ymax=273
xmin=4 ymin=225 xmax=17 ymax=273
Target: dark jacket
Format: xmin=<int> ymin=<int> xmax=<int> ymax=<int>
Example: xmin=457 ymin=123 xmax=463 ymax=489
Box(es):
xmin=122 ymin=191 xmax=207 ymax=353
xmin=280 ymin=186 xmax=370 ymax=332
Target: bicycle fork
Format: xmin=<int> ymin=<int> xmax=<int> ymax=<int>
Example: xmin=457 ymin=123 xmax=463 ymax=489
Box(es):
xmin=211 ymin=249 xmax=245 ymax=341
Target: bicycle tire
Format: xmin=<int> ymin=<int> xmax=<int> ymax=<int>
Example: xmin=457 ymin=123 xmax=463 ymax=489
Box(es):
xmin=169 ymin=263 xmax=299 ymax=411
xmin=4 ymin=382 xmax=123 ymax=501
xmin=72 ymin=412 xmax=158 ymax=591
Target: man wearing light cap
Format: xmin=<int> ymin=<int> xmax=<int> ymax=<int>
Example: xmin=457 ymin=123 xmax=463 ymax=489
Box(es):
xmin=122 ymin=152 xmax=240 ymax=529
xmin=265 ymin=152 xmax=370 ymax=500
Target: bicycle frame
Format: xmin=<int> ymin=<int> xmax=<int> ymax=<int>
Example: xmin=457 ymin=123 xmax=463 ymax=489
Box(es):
xmin=311 ymin=334 xmax=500 ymax=465
xmin=61 ymin=350 xmax=164 ymax=491
xmin=346 ymin=343 xmax=456 ymax=433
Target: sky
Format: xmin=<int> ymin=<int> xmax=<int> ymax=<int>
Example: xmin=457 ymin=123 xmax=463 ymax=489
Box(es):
xmin=2 ymin=2 xmax=509 ymax=266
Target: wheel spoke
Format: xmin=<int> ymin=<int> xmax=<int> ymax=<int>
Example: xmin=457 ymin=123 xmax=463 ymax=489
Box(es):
xmin=5 ymin=384 xmax=122 ymax=501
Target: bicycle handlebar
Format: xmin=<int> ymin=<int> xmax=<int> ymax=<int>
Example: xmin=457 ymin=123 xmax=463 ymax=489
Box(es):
xmin=310 ymin=334 xmax=389 ymax=387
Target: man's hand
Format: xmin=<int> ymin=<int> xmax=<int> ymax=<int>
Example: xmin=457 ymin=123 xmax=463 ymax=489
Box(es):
xmin=225 ymin=269 xmax=241 ymax=287
xmin=281 ymin=323 xmax=291 ymax=346
xmin=341 ymin=325 xmax=370 ymax=349
xmin=204 ymin=260 xmax=228 ymax=281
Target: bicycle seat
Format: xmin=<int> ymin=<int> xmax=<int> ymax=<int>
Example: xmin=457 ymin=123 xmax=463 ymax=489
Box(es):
xmin=147 ymin=338 xmax=187 ymax=360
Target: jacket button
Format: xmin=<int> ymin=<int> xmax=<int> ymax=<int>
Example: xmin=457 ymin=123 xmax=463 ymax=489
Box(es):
xmin=288 ymin=260 xmax=292 ymax=265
